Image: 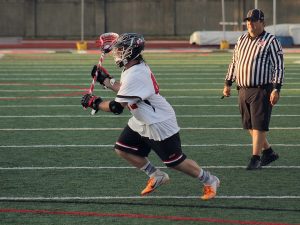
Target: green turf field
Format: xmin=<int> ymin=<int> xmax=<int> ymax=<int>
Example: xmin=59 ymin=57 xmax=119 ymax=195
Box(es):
xmin=0 ymin=51 xmax=299 ymax=225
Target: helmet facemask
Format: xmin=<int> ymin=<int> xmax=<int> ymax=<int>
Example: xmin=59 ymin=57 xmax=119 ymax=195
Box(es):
xmin=111 ymin=33 xmax=145 ymax=68
xmin=112 ymin=46 xmax=133 ymax=68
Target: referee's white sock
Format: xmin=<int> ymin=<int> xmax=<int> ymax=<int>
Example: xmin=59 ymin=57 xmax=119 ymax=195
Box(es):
xmin=140 ymin=161 xmax=157 ymax=177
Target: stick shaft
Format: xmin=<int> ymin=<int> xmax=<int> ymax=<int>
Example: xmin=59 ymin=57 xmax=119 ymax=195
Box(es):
xmin=88 ymin=52 xmax=105 ymax=95
xmin=85 ymin=32 xmax=119 ymax=115
xmin=89 ymin=52 xmax=105 ymax=115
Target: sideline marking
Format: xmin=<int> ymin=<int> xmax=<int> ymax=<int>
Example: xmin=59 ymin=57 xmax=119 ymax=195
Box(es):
xmin=0 ymin=208 xmax=296 ymax=225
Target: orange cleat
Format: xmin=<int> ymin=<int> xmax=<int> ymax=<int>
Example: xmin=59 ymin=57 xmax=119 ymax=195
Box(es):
xmin=201 ymin=176 xmax=220 ymax=200
xmin=141 ymin=170 xmax=169 ymax=196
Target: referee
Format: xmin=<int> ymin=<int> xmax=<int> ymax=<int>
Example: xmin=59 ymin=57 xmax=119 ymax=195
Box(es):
xmin=223 ymin=9 xmax=284 ymax=170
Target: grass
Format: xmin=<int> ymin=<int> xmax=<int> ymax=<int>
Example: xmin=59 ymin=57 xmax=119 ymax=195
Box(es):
xmin=0 ymin=51 xmax=299 ymax=225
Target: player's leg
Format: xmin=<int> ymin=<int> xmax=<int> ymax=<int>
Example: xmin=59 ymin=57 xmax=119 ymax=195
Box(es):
xmin=150 ymin=133 xmax=220 ymax=200
xmin=172 ymin=159 xmax=220 ymax=200
xmin=114 ymin=125 xmax=169 ymax=195
xmin=172 ymin=158 xmax=200 ymax=177
xmin=115 ymin=148 xmax=169 ymax=195
xmin=115 ymin=149 xmax=148 ymax=168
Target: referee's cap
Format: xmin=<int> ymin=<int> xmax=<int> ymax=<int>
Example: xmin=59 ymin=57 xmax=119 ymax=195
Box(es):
xmin=243 ymin=9 xmax=264 ymax=22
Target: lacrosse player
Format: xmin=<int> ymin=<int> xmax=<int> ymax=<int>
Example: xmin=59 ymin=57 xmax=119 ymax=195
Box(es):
xmin=81 ymin=33 xmax=220 ymax=200
xmin=223 ymin=9 xmax=284 ymax=170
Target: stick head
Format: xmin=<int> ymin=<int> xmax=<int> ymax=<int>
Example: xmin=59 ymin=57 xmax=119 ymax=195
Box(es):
xmin=96 ymin=32 xmax=119 ymax=53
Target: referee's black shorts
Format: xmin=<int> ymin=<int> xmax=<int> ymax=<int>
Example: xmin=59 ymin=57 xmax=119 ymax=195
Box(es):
xmin=115 ymin=125 xmax=186 ymax=167
xmin=238 ymin=85 xmax=273 ymax=131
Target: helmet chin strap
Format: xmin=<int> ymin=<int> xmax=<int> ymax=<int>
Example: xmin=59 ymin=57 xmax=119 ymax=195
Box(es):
xmin=114 ymin=58 xmax=126 ymax=68
xmin=117 ymin=54 xmax=141 ymax=68
xmin=132 ymin=52 xmax=142 ymax=60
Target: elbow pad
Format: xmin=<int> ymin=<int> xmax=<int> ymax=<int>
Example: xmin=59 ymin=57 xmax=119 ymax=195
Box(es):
xmin=109 ymin=100 xmax=124 ymax=115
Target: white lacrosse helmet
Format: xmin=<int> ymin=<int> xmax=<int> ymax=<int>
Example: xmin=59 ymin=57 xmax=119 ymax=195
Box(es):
xmin=112 ymin=33 xmax=145 ymax=67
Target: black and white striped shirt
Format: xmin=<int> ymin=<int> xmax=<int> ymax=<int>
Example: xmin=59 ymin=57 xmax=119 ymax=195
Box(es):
xmin=225 ymin=31 xmax=284 ymax=89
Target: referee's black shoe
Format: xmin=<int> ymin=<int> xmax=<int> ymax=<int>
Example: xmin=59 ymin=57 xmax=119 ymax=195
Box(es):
xmin=246 ymin=156 xmax=261 ymax=170
xmin=261 ymin=150 xmax=279 ymax=166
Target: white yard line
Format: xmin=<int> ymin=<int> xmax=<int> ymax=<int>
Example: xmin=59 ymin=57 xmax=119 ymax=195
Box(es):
xmin=1 ymin=104 xmax=300 ymax=108
xmin=1 ymin=77 xmax=300 ymax=81
xmin=0 ymin=90 xmax=84 ymax=92
xmin=0 ymin=127 xmax=299 ymax=131
xmin=1 ymin=68 xmax=300 ymax=72
xmin=0 ymin=144 xmax=298 ymax=149
xmin=0 ymin=88 xmax=300 ymax=92
xmin=0 ymin=166 xmax=299 ymax=170
xmin=1 ymin=96 xmax=300 ymax=99
xmin=0 ymin=144 xmax=114 ymax=148
xmin=0 ymin=115 xmax=299 ymax=118
xmin=0 ymin=128 xmax=124 ymax=131
xmin=1 ymin=144 xmax=300 ymax=148
xmin=0 ymin=196 xmax=299 ymax=200
xmin=1 ymin=81 xmax=300 ymax=85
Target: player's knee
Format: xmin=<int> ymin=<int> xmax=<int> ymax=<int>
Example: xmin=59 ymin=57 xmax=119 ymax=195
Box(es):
xmin=115 ymin=148 xmax=126 ymax=157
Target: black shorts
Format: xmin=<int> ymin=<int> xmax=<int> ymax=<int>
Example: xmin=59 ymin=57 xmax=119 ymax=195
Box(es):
xmin=238 ymin=86 xmax=273 ymax=131
xmin=115 ymin=125 xmax=186 ymax=167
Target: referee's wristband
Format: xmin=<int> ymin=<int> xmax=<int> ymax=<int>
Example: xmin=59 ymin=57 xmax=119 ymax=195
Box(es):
xmin=225 ymin=80 xmax=233 ymax=87
xmin=273 ymin=84 xmax=282 ymax=92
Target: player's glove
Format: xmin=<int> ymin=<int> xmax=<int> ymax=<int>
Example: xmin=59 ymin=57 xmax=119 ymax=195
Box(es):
xmin=81 ymin=94 xmax=103 ymax=113
xmin=91 ymin=65 xmax=113 ymax=85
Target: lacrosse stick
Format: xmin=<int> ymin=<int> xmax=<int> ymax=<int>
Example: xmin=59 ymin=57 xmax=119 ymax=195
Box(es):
xmin=86 ymin=32 xmax=119 ymax=115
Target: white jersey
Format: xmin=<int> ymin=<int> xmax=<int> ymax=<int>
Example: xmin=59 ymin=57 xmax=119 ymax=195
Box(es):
xmin=115 ymin=62 xmax=180 ymax=141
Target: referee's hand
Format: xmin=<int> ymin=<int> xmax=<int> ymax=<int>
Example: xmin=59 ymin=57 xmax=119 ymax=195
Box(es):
xmin=270 ymin=90 xmax=280 ymax=106
xmin=222 ymin=86 xmax=231 ymax=98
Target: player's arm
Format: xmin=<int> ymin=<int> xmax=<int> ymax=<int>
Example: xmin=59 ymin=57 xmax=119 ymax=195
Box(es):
xmin=81 ymin=94 xmax=127 ymax=114
xmin=98 ymin=100 xmax=127 ymax=114
xmin=90 ymin=65 xmax=121 ymax=93
xmin=102 ymin=78 xmax=121 ymax=93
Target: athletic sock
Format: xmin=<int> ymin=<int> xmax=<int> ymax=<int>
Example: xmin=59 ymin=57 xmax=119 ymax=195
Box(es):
xmin=198 ymin=169 xmax=213 ymax=185
xmin=140 ymin=161 xmax=157 ymax=177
